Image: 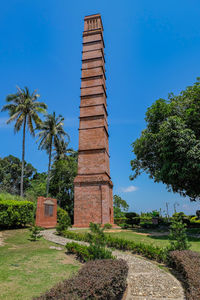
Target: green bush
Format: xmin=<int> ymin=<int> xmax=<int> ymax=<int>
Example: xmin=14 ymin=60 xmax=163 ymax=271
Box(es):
xmin=29 ymin=225 xmax=42 ymax=241
xmin=34 ymin=259 xmax=128 ymax=300
xmin=106 ymin=235 xmax=167 ymax=262
xmin=190 ymin=216 xmax=200 ymax=227
xmin=56 ymin=207 xmax=71 ymax=235
xmin=66 ymin=223 xmax=114 ymax=261
xmin=125 ymin=212 xmax=140 ymax=227
xmin=63 ymin=229 xmax=167 ymax=263
xmin=66 ymin=241 xmax=115 ymax=262
xmin=114 ymin=217 xmax=127 ymax=225
xmin=168 ymin=215 xmax=190 ymax=251
xmin=86 ymin=223 xmax=114 ymax=260
xmin=0 ymin=199 xmax=34 ymax=228
xmin=0 ymin=192 xmax=25 ymax=202
xmin=104 ymin=223 xmax=112 ymax=229
xmin=64 ymin=230 xmax=89 ymax=242
xmin=66 ymin=242 xmax=91 ymax=262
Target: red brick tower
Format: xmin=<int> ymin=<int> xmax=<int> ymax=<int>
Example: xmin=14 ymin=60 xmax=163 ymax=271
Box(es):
xmin=73 ymin=14 xmax=114 ymax=227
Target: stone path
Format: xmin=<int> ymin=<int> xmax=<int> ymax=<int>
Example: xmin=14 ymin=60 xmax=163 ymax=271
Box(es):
xmin=41 ymin=230 xmax=185 ymax=300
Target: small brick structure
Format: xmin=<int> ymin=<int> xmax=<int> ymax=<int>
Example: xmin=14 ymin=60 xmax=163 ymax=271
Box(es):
xmin=73 ymin=14 xmax=114 ymax=227
xmin=35 ymin=197 xmax=57 ymax=228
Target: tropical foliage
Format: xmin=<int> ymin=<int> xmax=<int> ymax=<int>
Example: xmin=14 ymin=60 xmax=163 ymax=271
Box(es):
xmin=36 ymin=112 xmax=69 ymax=196
xmin=113 ymin=194 xmax=129 ymax=218
xmin=50 ymin=153 xmax=77 ymax=215
xmin=1 ymin=87 xmax=47 ymax=197
xmin=131 ymin=78 xmax=200 ymax=201
xmin=0 ymin=155 xmax=36 ymax=195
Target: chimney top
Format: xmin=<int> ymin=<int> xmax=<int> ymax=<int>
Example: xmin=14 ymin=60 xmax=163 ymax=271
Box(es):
xmin=84 ymin=14 xmax=103 ymax=31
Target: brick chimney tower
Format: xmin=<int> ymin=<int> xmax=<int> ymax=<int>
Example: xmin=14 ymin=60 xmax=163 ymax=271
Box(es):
xmin=73 ymin=14 xmax=114 ymax=227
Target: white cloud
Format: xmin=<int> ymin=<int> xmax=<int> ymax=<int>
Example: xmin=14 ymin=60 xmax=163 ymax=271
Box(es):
xmin=121 ymin=185 xmax=138 ymax=193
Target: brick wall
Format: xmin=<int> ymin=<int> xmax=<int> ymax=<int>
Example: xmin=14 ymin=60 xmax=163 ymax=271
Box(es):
xmin=73 ymin=14 xmax=114 ymax=227
xmin=35 ymin=197 xmax=57 ymax=228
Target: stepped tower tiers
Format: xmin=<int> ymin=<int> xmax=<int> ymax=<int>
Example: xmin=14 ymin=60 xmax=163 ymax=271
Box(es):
xmin=73 ymin=14 xmax=114 ymax=227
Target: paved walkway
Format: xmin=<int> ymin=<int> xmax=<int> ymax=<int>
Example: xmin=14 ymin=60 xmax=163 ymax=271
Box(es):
xmin=41 ymin=230 xmax=185 ymax=300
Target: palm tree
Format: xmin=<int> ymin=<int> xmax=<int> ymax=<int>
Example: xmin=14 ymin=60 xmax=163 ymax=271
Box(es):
xmin=37 ymin=112 xmax=69 ymax=196
xmin=54 ymin=139 xmax=76 ymax=161
xmin=1 ymin=86 xmax=47 ymax=197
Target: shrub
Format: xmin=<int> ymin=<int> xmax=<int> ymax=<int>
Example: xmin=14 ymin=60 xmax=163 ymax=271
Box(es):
xmin=168 ymin=215 xmax=190 ymax=251
xmin=114 ymin=217 xmax=127 ymax=225
xmin=169 ymin=250 xmax=200 ymax=300
xmin=29 ymin=225 xmax=42 ymax=241
xmin=106 ymin=235 xmax=167 ymax=262
xmin=34 ymin=259 xmax=128 ymax=300
xmin=56 ymin=207 xmax=71 ymax=235
xmin=64 ymin=230 xmax=89 ymax=242
xmin=66 ymin=223 xmax=114 ymax=261
xmin=66 ymin=242 xmax=91 ymax=262
xmin=0 ymin=192 xmax=24 ymax=202
xmin=190 ymin=216 xmax=200 ymax=228
xmin=87 ymin=223 xmax=113 ymax=260
xmin=63 ymin=230 xmax=167 ymax=263
xmin=125 ymin=212 xmax=140 ymax=227
xmin=0 ymin=199 xmax=34 ymax=228
xmin=104 ymin=223 xmax=112 ymax=229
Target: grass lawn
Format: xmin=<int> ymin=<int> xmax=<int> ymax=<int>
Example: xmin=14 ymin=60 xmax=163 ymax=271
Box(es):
xmin=72 ymin=227 xmax=200 ymax=253
xmin=104 ymin=229 xmax=200 ymax=253
xmin=0 ymin=229 xmax=80 ymax=300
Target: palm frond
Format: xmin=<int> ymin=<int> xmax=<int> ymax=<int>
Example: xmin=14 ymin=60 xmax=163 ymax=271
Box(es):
xmin=28 ymin=115 xmax=34 ymax=135
xmin=1 ymin=103 xmax=17 ymax=113
xmin=6 ymin=111 xmax=21 ymax=124
xmin=2 ymin=86 xmax=47 ymax=134
xmin=14 ymin=114 xmax=25 ymax=132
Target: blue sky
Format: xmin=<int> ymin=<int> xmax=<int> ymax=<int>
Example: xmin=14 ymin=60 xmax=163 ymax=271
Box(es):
xmin=1 ymin=0 xmax=200 ymax=215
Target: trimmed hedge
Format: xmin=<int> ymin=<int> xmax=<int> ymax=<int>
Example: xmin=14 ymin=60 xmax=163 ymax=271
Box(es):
xmin=63 ymin=230 xmax=167 ymax=262
xmin=34 ymin=259 xmax=128 ymax=300
xmin=66 ymin=242 xmax=91 ymax=262
xmin=169 ymin=250 xmax=200 ymax=300
xmin=66 ymin=241 xmax=115 ymax=262
xmin=0 ymin=200 xmax=34 ymax=228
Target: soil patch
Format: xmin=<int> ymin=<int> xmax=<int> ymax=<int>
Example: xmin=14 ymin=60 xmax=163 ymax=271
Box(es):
xmin=0 ymin=232 xmax=5 ymax=246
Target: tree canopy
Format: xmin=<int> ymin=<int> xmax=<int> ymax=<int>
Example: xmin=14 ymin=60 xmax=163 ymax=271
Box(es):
xmin=113 ymin=194 xmax=129 ymax=218
xmin=1 ymin=86 xmax=47 ymax=196
xmin=131 ymin=78 xmax=200 ymax=201
xmin=50 ymin=153 xmax=78 ymax=217
xmin=37 ymin=112 xmax=69 ymax=196
xmin=0 ymin=155 xmax=36 ymax=195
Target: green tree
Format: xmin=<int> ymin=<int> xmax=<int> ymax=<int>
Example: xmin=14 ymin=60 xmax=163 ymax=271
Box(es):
xmin=131 ymin=78 xmax=200 ymax=201
xmin=0 ymin=155 xmax=36 ymax=195
xmin=113 ymin=194 xmax=129 ymax=218
xmin=1 ymin=87 xmax=47 ymax=197
xmin=26 ymin=172 xmax=47 ymax=201
xmin=37 ymin=112 xmax=69 ymax=196
xmin=87 ymin=223 xmax=114 ymax=260
xmin=49 ymin=152 xmax=77 ymax=217
xmin=168 ymin=215 xmax=190 ymax=251
xmin=54 ymin=139 xmax=76 ymax=161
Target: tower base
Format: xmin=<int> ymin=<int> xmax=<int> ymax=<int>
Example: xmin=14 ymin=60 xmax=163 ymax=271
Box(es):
xmin=73 ymin=174 xmax=114 ymax=227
